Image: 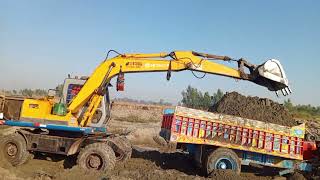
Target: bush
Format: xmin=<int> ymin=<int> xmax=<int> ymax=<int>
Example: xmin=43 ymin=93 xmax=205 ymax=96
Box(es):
xmin=284 ymin=99 xmax=320 ymax=120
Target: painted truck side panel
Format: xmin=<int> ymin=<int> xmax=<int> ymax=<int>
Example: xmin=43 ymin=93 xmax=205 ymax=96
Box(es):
xmin=162 ymin=106 xmax=305 ymax=160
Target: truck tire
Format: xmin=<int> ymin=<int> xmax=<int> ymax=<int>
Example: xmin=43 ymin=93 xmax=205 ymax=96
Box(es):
xmin=305 ymin=133 xmax=319 ymax=142
xmin=204 ymin=148 xmax=241 ymax=175
xmin=77 ymin=143 xmax=116 ymax=171
xmin=0 ymin=133 xmax=31 ymax=166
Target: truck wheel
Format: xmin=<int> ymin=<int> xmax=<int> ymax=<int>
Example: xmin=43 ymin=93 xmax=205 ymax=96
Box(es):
xmin=0 ymin=133 xmax=31 ymax=166
xmin=305 ymin=133 xmax=317 ymax=142
xmin=204 ymin=148 xmax=241 ymax=175
xmin=77 ymin=143 xmax=116 ymax=171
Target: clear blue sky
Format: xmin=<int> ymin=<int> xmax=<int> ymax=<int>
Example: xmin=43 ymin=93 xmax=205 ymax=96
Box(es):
xmin=1 ymin=1 xmax=319 ymax=105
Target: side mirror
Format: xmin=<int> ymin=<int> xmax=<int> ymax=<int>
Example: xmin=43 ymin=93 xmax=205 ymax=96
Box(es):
xmin=48 ymin=89 xmax=57 ymax=98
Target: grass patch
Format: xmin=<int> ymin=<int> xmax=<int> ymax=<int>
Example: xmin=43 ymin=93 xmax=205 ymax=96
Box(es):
xmin=293 ymin=112 xmax=320 ymax=121
xmin=114 ymin=115 xmax=160 ymax=123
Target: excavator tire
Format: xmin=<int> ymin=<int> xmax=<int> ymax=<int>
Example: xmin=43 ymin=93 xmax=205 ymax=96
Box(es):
xmin=107 ymin=136 xmax=132 ymax=162
xmin=0 ymin=133 xmax=31 ymax=166
xmin=77 ymin=143 xmax=116 ymax=171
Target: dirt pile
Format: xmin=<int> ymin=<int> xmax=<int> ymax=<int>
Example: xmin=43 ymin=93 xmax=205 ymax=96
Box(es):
xmin=210 ymin=92 xmax=298 ymax=127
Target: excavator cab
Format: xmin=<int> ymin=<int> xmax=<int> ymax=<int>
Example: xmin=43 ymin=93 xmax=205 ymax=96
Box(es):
xmin=17 ymin=76 xmax=111 ymax=128
xmin=61 ymin=76 xmax=111 ymax=127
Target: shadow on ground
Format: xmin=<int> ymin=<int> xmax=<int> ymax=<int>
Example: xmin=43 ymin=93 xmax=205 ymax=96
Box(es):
xmin=33 ymin=146 xmax=280 ymax=178
xmin=33 ymin=152 xmax=77 ymax=169
xmin=132 ymin=147 xmax=280 ymax=178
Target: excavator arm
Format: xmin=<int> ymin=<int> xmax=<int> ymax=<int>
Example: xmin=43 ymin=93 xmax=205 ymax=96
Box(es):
xmin=67 ymin=51 xmax=291 ymax=127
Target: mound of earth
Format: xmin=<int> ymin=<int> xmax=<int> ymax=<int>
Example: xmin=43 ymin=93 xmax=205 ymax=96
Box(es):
xmin=210 ymin=92 xmax=298 ymax=127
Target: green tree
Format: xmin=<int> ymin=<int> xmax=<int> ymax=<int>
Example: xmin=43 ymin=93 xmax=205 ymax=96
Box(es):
xmin=212 ymin=89 xmax=224 ymax=105
xmin=181 ymin=85 xmax=203 ymax=109
xmin=181 ymin=86 xmax=220 ymax=110
xmin=202 ymin=92 xmax=212 ymax=109
xmin=19 ymin=89 xmax=33 ymax=97
xmin=34 ymin=89 xmax=47 ymax=97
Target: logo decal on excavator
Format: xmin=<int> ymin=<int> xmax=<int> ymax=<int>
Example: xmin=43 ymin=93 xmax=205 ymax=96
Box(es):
xmin=126 ymin=62 xmax=143 ymax=68
xmin=144 ymin=63 xmax=168 ymax=68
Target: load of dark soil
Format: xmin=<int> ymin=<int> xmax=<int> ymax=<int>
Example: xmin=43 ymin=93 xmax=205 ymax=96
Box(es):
xmin=210 ymin=92 xmax=298 ymax=127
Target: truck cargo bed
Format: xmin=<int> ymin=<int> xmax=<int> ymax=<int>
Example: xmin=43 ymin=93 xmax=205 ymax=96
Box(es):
xmin=160 ymin=106 xmax=306 ymax=160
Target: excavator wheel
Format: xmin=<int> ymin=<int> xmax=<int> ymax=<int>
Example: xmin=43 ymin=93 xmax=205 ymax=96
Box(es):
xmin=77 ymin=143 xmax=116 ymax=171
xmin=107 ymin=136 xmax=132 ymax=162
xmin=0 ymin=133 xmax=32 ymax=166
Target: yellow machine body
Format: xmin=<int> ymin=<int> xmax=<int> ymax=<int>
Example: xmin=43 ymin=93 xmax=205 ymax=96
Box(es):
xmin=18 ymin=51 xmax=290 ymax=128
xmin=20 ymin=98 xmax=77 ymax=126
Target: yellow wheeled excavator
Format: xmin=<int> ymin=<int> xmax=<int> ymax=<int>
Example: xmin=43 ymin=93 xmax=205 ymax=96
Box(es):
xmin=0 ymin=50 xmax=290 ymax=172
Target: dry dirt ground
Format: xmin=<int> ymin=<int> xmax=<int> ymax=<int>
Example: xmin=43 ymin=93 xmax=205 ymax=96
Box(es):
xmin=0 ymin=102 xmax=310 ymax=180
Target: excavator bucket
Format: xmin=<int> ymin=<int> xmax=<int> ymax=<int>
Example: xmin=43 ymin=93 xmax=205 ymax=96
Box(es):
xmin=253 ymin=59 xmax=291 ymax=96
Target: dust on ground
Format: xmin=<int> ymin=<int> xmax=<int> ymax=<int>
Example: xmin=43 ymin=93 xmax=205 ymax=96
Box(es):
xmin=210 ymin=92 xmax=298 ymax=127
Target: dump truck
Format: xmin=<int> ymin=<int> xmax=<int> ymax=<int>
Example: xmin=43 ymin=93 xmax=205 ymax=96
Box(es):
xmin=0 ymin=50 xmax=292 ymax=172
xmin=155 ymin=106 xmax=320 ymax=175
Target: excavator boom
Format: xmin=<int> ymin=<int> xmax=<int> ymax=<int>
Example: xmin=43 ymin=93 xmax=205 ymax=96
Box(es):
xmin=65 ymin=50 xmax=290 ymax=127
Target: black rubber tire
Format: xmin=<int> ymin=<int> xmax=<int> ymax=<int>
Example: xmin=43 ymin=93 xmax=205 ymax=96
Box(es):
xmin=305 ymin=133 xmax=316 ymax=142
xmin=204 ymin=148 xmax=241 ymax=175
xmin=77 ymin=143 xmax=116 ymax=172
xmin=0 ymin=133 xmax=31 ymax=166
xmin=107 ymin=136 xmax=132 ymax=162
xmin=115 ymin=136 xmax=132 ymax=162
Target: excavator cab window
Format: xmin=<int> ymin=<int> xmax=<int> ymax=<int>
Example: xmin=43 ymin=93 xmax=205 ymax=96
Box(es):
xmin=66 ymin=84 xmax=83 ymax=104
